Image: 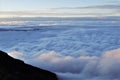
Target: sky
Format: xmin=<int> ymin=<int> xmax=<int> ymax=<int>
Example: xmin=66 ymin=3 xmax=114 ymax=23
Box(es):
xmin=0 ymin=0 xmax=120 ymax=17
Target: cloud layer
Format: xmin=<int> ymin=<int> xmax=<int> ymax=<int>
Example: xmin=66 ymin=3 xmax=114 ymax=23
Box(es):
xmin=0 ymin=4 xmax=120 ymax=17
xmin=8 ymin=48 xmax=120 ymax=80
xmin=52 ymin=4 xmax=120 ymax=10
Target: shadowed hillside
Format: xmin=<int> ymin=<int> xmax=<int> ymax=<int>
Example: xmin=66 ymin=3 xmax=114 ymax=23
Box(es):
xmin=0 ymin=50 xmax=58 ymax=80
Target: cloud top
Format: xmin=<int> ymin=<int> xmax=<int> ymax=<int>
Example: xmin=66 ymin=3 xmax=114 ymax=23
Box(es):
xmin=8 ymin=48 xmax=120 ymax=80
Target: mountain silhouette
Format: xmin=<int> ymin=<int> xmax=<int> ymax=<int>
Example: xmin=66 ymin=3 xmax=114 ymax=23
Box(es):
xmin=0 ymin=50 xmax=58 ymax=80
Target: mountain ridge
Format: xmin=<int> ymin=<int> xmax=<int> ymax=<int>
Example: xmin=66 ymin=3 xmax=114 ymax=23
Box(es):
xmin=0 ymin=50 xmax=58 ymax=80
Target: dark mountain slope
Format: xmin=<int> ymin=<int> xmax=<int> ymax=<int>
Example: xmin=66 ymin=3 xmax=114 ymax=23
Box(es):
xmin=0 ymin=50 xmax=58 ymax=80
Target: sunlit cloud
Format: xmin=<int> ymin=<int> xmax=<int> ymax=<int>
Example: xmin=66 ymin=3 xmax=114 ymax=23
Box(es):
xmin=8 ymin=48 xmax=120 ymax=80
xmin=0 ymin=11 xmax=119 ymax=18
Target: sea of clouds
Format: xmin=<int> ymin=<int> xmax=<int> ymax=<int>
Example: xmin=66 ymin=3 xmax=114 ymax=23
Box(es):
xmin=8 ymin=48 xmax=120 ymax=80
xmin=1 ymin=17 xmax=120 ymax=80
xmin=0 ymin=17 xmax=120 ymax=27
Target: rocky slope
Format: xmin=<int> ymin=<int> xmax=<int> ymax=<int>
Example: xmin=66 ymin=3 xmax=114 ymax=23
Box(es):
xmin=0 ymin=50 xmax=58 ymax=80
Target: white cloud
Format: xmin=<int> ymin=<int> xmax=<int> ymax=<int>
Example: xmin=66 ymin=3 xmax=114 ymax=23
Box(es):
xmin=8 ymin=48 xmax=120 ymax=80
xmin=8 ymin=51 xmax=24 ymax=59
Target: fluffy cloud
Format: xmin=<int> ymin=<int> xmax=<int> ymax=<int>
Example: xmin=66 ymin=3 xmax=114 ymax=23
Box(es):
xmin=8 ymin=51 xmax=24 ymax=60
xmin=8 ymin=48 xmax=120 ymax=80
xmin=103 ymin=48 xmax=120 ymax=59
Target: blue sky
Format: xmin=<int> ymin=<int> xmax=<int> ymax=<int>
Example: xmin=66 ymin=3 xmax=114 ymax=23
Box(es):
xmin=0 ymin=0 xmax=120 ymax=17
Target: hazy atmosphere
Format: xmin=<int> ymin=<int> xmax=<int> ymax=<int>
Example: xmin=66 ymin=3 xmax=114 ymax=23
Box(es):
xmin=0 ymin=0 xmax=120 ymax=80
xmin=0 ymin=0 xmax=120 ymax=17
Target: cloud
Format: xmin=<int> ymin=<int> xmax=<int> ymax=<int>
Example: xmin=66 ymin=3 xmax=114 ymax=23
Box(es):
xmin=0 ymin=11 xmax=119 ymax=17
xmin=51 ymin=4 xmax=120 ymax=10
xmin=8 ymin=51 xmax=24 ymax=60
xmin=0 ymin=4 xmax=120 ymax=17
xmin=103 ymin=48 xmax=120 ymax=59
xmin=8 ymin=48 xmax=120 ymax=80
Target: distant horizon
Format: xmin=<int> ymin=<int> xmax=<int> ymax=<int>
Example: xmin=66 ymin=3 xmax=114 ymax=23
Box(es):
xmin=0 ymin=11 xmax=120 ymax=18
xmin=0 ymin=0 xmax=120 ymax=17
